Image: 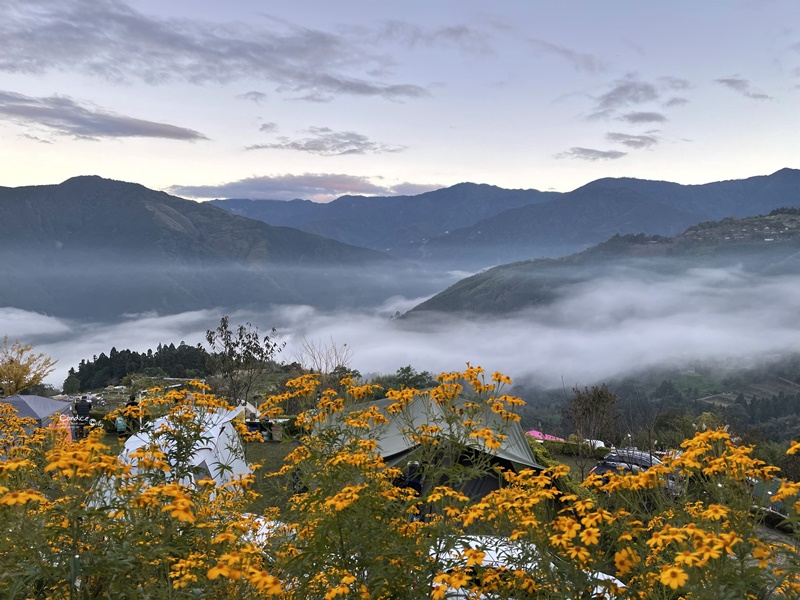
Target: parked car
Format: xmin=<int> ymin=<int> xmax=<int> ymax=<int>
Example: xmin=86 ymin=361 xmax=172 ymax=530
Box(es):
xmin=597 ymin=448 xmax=662 ymax=470
xmin=749 ymin=478 xmax=791 ymax=529
xmin=589 ymin=448 xmax=679 ymax=497
xmin=589 ymin=460 xmax=643 ymax=480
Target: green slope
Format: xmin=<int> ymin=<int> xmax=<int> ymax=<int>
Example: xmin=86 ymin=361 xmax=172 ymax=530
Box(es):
xmin=407 ymin=210 xmax=800 ymax=316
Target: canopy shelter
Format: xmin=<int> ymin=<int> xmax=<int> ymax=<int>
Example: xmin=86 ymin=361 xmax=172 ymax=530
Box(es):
xmin=525 ymin=428 xmax=565 ymax=442
xmin=2 ymin=394 xmax=72 ymax=427
xmin=339 ymin=396 xmax=543 ymax=501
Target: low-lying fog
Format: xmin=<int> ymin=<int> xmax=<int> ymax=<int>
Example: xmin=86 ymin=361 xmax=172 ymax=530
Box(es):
xmin=6 ymin=266 xmax=800 ymax=391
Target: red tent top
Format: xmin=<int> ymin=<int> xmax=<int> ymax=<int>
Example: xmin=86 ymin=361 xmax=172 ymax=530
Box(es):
xmin=525 ymin=428 xmax=565 ymax=442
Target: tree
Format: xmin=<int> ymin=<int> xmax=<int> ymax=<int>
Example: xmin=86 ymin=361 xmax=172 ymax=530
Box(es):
xmin=562 ymin=384 xmax=619 ymax=480
xmin=0 ymin=336 xmax=57 ymax=397
xmin=204 ymin=316 xmax=284 ymax=404
xmin=292 ymin=336 xmax=353 ymax=376
xmin=396 ymin=365 xmax=435 ymax=390
xmin=292 ymin=336 xmax=354 ymax=392
xmin=63 ymin=370 xmax=81 ymax=395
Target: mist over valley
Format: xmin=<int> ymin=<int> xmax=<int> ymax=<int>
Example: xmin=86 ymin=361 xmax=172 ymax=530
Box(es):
xmin=9 ymin=264 xmax=800 ymax=401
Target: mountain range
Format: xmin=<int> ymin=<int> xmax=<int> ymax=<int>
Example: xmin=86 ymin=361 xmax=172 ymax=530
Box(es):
xmin=212 ymin=168 xmax=800 ymax=270
xmin=0 ymin=176 xmax=423 ymax=318
xmin=3 ymin=169 xmax=800 ymax=320
xmin=211 ymin=183 xmax=557 ymax=260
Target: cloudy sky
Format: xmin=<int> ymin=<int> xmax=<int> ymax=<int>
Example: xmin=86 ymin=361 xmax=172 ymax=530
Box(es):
xmin=2 ymin=0 xmax=799 ymax=201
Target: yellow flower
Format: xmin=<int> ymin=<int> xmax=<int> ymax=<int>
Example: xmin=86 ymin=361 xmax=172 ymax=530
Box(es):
xmin=447 ymin=570 xmax=470 ymax=589
xmin=674 ymin=550 xmax=701 ymax=567
xmin=491 ymin=371 xmax=513 ymax=385
xmin=161 ymin=497 xmax=196 ymax=523
xmin=557 ymin=517 xmax=581 ymax=539
xmin=752 ymin=543 xmax=771 ymax=568
xmin=567 ymin=544 xmax=591 ymax=563
xmin=0 ymin=489 xmax=45 ymax=506
xmin=463 ymin=548 xmax=486 ymax=567
xmin=248 ymin=569 xmax=283 ymax=594
xmin=614 ymin=547 xmax=639 ymax=575
xmin=0 ymin=458 xmax=34 ymax=472
xmin=579 ymin=527 xmax=600 ymax=546
xmin=659 ymin=565 xmax=688 ymax=590
xmin=772 ymin=481 xmax=800 ymax=503
xmin=695 ymin=544 xmax=721 ymax=563
xmin=208 ymin=564 xmax=231 ymax=580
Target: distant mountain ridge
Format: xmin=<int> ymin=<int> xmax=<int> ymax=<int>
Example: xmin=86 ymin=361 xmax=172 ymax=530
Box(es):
xmin=0 ymin=176 xmax=421 ymax=319
xmin=405 ymin=208 xmax=800 ymax=316
xmin=1 ymin=176 xmax=387 ymax=264
xmin=212 ymin=183 xmax=557 ymax=255
xmin=212 ymin=169 xmax=800 ymax=269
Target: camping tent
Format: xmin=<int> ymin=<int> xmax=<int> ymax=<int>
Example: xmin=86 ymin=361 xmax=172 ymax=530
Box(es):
xmin=339 ymin=397 xmax=543 ymax=500
xmin=118 ymin=406 xmax=251 ymax=487
xmin=2 ymin=395 xmax=72 ymax=427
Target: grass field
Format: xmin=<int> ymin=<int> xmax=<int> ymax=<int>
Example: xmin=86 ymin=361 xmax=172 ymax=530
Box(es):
xmin=245 ymin=440 xmax=296 ymax=513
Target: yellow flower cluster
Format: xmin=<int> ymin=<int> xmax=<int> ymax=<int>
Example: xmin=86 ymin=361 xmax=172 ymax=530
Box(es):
xmin=3 ymin=366 xmax=800 ymax=599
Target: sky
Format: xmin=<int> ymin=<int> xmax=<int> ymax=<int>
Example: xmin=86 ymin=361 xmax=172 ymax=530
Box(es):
xmin=1 ymin=0 xmax=799 ymax=201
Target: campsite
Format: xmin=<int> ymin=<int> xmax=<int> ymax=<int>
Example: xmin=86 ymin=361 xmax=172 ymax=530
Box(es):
xmin=3 ymin=368 xmax=800 ymax=598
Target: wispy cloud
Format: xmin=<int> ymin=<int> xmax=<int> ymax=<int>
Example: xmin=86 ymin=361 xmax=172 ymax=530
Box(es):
xmin=246 ymin=126 xmax=405 ymax=155
xmin=0 ymin=90 xmax=207 ymax=140
xmin=664 ymin=97 xmax=689 ymax=107
xmin=619 ymin=111 xmax=667 ymax=124
xmin=658 ymin=76 xmax=690 ymax=90
xmin=237 ymin=91 xmax=268 ymax=104
xmin=20 ymin=132 xmax=54 ymax=144
xmin=715 ymin=77 xmax=771 ymax=100
xmin=555 ymin=147 xmax=627 ymax=161
xmin=259 ymin=122 xmax=278 ymax=133
xmin=169 ymin=173 xmax=437 ymax=201
xmin=596 ymin=77 xmax=658 ymax=110
xmin=0 ymin=0 xmax=428 ymax=101
xmin=529 ymin=39 xmax=604 ymax=73
xmin=606 ymin=132 xmax=659 ymax=149
xmin=589 ymin=74 xmax=690 ymax=119
xmin=375 ymin=21 xmax=491 ymax=54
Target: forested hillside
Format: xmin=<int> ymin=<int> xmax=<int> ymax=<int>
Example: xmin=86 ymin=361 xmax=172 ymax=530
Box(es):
xmin=65 ymin=342 xmax=209 ymax=392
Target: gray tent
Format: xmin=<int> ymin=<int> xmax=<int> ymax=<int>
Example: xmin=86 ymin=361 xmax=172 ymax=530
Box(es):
xmin=341 ymin=396 xmax=543 ymax=500
xmin=2 ymin=395 xmax=73 ymax=427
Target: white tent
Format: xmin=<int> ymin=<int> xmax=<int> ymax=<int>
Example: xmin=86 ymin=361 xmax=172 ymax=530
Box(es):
xmin=119 ymin=406 xmax=251 ymax=487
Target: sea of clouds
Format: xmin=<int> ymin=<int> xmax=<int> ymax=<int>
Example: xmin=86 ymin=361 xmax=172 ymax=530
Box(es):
xmin=5 ymin=266 xmax=800 ymax=391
